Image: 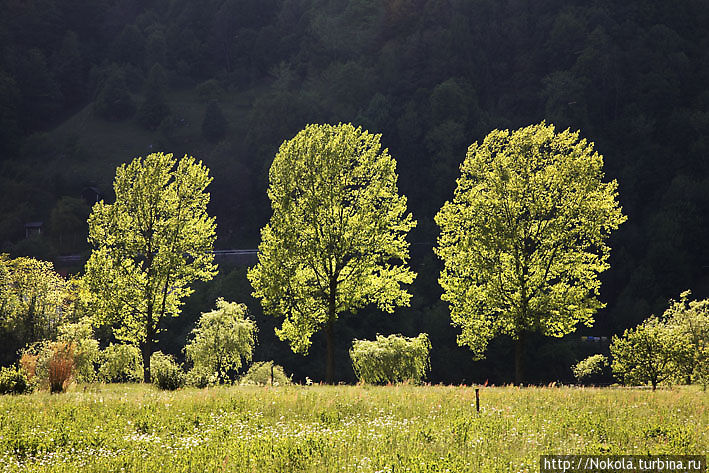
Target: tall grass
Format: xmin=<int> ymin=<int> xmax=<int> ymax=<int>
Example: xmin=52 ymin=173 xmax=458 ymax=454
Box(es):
xmin=0 ymin=384 xmax=706 ymax=472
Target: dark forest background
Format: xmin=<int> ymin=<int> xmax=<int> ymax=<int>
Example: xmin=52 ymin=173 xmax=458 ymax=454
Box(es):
xmin=2 ymin=0 xmax=709 ymax=384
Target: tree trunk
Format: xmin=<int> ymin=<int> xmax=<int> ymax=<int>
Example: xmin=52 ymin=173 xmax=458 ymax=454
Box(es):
xmin=143 ymin=306 xmax=154 ymax=383
xmin=142 ymin=338 xmax=152 ymax=384
xmin=325 ymin=319 xmax=335 ymax=385
xmin=514 ymin=331 xmax=525 ymax=386
xmin=325 ymin=277 xmax=337 ymax=385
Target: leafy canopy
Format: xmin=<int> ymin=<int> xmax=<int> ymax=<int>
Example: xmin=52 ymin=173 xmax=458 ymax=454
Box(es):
xmin=610 ymin=315 xmax=679 ymax=389
xmin=184 ymin=298 xmax=257 ymax=382
xmin=435 ymin=122 xmax=626 ymax=359
xmin=248 ymin=123 xmax=416 ymax=354
xmin=0 ymin=254 xmax=69 ymax=344
xmin=84 ymin=152 xmax=217 ymax=380
xmin=663 ymin=290 xmax=709 ymax=388
xmin=572 ymin=354 xmax=608 ymax=384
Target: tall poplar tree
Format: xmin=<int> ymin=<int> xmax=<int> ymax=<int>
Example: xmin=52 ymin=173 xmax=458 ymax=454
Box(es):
xmin=248 ymin=123 xmax=416 ymax=384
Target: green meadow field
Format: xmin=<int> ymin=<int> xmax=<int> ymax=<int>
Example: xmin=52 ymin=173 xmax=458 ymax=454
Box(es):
xmin=0 ymin=384 xmax=706 ymax=473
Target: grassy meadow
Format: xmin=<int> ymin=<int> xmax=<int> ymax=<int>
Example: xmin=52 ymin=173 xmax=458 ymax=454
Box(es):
xmin=0 ymin=384 xmax=706 ymax=472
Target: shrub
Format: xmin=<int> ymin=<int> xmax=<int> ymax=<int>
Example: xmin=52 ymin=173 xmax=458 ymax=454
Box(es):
xmin=99 ymin=344 xmax=143 ymax=383
xmin=350 ymin=333 xmax=431 ymax=384
xmin=572 ymin=354 xmax=608 ymax=385
xmin=48 ymin=342 xmax=75 ymax=393
xmin=184 ymin=299 xmax=257 ymax=383
xmin=19 ymin=353 xmax=38 ymax=383
xmin=240 ymin=361 xmax=292 ymax=386
xmin=20 ymin=340 xmax=75 ymax=392
xmin=58 ymin=320 xmax=99 ymax=383
xmin=0 ymin=365 xmax=32 ymax=394
xmin=150 ymin=351 xmax=184 ymax=390
xmin=185 ymin=366 xmax=218 ymax=388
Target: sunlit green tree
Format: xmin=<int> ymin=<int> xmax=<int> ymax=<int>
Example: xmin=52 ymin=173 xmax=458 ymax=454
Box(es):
xmin=664 ymin=290 xmax=709 ymax=389
xmin=610 ymin=315 xmax=678 ymax=390
xmin=184 ymin=299 xmax=257 ymax=383
xmin=85 ymin=152 xmax=217 ymax=383
xmin=248 ymin=123 xmax=416 ymax=384
xmin=0 ymin=254 xmax=68 ymax=345
xmin=435 ymin=122 xmax=626 ymax=384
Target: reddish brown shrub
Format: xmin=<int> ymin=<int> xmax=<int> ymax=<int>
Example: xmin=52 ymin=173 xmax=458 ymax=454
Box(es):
xmin=48 ymin=342 xmax=75 ymax=393
xmin=20 ymin=353 xmax=38 ymax=381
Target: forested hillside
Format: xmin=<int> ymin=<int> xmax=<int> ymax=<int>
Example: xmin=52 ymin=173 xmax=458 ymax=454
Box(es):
xmin=2 ymin=0 xmax=709 ymax=383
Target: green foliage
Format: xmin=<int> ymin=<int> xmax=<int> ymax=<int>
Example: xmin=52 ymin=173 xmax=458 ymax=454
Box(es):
xmin=57 ymin=320 xmax=99 ymax=383
xmin=0 ymin=365 xmax=32 ymax=394
xmin=658 ymin=291 xmax=709 ymax=388
xmin=240 ymin=361 xmax=292 ymax=386
xmin=350 ymin=333 xmax=431 ymax=384
xmin=572 ymin=354 xmax=608 ymax=384
xmin=93 ymin=68 xmax=135 ymax=120
xmin=20 ymin=340 xmax=75 ymax=392
xmin=184 ymin=299 xmax=257 ymax=383
xmin=610 ymin=316 xmax=679 ymax=390
xmin=150 ymin=351 xmax=185 ymax=390
xmin=84 ymin=152 xmax=217 ymax=383
xmin=185 ymin=366 xmax=218 ymax=388
xmin=201 ymin=100 xmax=228 ymax=142
xmin=99 ymin=344 xmax=143 ymax=383
xmin=0 ymin=254 xmax=69 ymax=346
xmin=248 ymin=123 xmax=416 ymax=382
xmin=435 ymin=122 xmax=626 ymax=381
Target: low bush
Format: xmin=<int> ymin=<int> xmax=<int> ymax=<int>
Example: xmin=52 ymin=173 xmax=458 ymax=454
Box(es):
xmin=48 ymin=342 xmax=75 ymax=393
xmin=0 ymin=365 xmax=32 ymax=394
xmin=19 ymin=353 xmax=38 ymax=383
xmin=572 ymin=354 xmax=608 ymax=385
xmin=20 ymin=341 xmax=75 ymax=392
xmin=150 ymin=352 xmax=185 ymax=390
xmin=57 ymin=321 xmax=99 ymax=383
xmin=185 ymin=366 xmax=218 ymax=388
xmin=350 ymin=333 xmax=431 ymax=384
xmin=240 ymin=361 xmax=292 ymax=386
xmin=99 ymin=344 xmax=143 ymax=383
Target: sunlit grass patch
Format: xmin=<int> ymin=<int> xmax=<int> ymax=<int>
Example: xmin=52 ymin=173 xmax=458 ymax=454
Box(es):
xmin=0 ymin=384 xmax=706 ymax=472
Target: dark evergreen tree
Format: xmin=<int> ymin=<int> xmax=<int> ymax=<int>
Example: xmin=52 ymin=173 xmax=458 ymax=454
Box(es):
xmin=136 ymin=64 xmax=170 ymax=130
xmin=94 ymin=67 xmax=135 ymax=120
xmin=201 ymin=100 xmax=228 ymax=142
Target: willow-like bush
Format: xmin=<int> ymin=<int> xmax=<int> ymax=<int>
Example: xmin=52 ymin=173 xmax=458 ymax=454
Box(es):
xmin=350 ymin=333 xmax=431 ymax=384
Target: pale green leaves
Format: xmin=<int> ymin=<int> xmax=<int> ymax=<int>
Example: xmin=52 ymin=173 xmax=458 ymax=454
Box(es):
xmin=184 ymin=299 xmax=257 ymax=381
xmin=350 ymin=333 xmax=431 ymax=384
xmin=249 ymin=123 xmax=416 ymax=354
xmin=85 ymin=152 xmax=217 ymax=346
xmin=436 ymin=122 xmax=626 ymax=359
xmin=0 ymin=254 xmax=68 ymax=342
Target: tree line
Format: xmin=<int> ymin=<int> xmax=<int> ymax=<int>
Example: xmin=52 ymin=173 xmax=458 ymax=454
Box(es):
xmin=5 ymin=121 xmax=705 ymax=389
